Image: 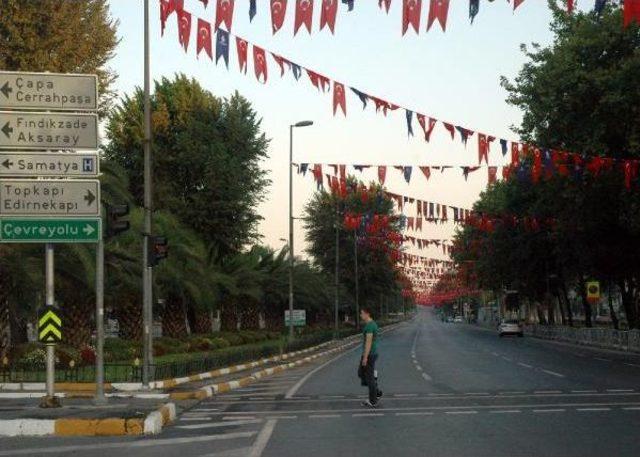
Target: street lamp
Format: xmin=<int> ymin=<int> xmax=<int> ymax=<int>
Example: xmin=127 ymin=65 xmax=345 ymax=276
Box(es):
xmin=289 ymin=120 xmax=313 ymax=339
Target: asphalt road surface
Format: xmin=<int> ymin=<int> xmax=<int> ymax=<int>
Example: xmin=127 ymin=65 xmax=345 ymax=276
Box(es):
xmin=3 ymin=308 xmax=640 ymax=457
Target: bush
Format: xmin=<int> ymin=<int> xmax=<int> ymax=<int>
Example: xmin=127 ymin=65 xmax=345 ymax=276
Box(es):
xmin=219 ymin=332 xmax=243 ymax=346
xmin=56 ymin=345 xmax=79 ymax=367
xmin=209 ymin=337 xmax=230 ymax=349
xmin=20 ymin=347 xmax=46 ymax=366
xmin=104 ymin=338 xmax=141 ymax=362
xmin=188 ymin=336 xmax=212 ymax=352
xmin=80 ymin=346 xmax=96 ymax=366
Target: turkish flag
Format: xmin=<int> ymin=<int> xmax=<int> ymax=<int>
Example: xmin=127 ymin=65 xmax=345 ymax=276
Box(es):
xmin=295 ymin=0 xmax=314 ymax=35
xmin=379 ymin=0 xmax=392 ymax=12
xmin=402 ymin=0 xmax=422 ymax=35
xmin=271 ymin=53 xmax=290 ymax=76
xmin=236 ymin=36 xmax=248 ymax=73
xmin=215 ymin=0 xmax=235 ymax=31
xmin=253 ymin=45 xmax=268 ymax=83
xmin=271 ymin=0 xmax=288 ymax=33
xmin=307 ymin=70 xmax=330 ymax=92
xmin=177 ymin=9 xmax=192 ymax=51
xmin=333 ymin=82 xmax=346 ymax=116
xmin=624 ymin=0 xmax=640 ymax=27
xmin=427 ymin=0 xmax=450 ymax=32
xmin=378 ymin=166 xmax=387 ymax=185
xmin=511 ymin=142 xmax=520 ymax=167
xmin=196 ymin=19 xmax=213 ymax=59
xmin=420 ymin=166 xmax=431 ymax=180
xmin=320 ymin=0 xmax=338 ymax=33
xmin=443 ymin=122 xmax=455 ymax=139
xmin=478 ymin=133 xmax=489 ymax=165
xmin=417 ymin=114 xmax=437 ymax=141
xmin=513 ymin=0 xmax=526 ymax=10
xmin=567 ymin=0 xmax=574 ymax=13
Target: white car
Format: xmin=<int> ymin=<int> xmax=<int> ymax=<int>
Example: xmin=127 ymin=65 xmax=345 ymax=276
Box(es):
xmin=453 ymin=316 xmax=463 ymax=323
xmin=498 ymin=319 xmax=523 ymax=337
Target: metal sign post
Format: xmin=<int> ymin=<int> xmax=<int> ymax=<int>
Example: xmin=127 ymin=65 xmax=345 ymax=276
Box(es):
xmin=40 ymin=243 xmax=60 ymax=408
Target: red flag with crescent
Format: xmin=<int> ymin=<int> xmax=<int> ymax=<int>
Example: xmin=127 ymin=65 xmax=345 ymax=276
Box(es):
xmin=253 ymin=45 xmax=268 ymax=83
xmin=236 ymin=36 xmax=248 ymax=73
xmin=427 ymin=0 xmax=450 ymax=32
xmin=417 ymin=114 xmax=437 ymax=142
xmin=271 ymin=0 xmax=288 ymax=33
xmin=177 ymin=9 xmax=192 ymax=51
xmin=215 ymin=0 xmax=235 ymax=31
xmin=402 ymin=0 xmax=422 ymax=35
xmin=333 ymin=82 xmax=346 ymax=116
xmin=295 ymin=0 xmax=314 ymax=35
xmin=196 ymin=19 xmax=213 ymax=59
xmin=320 ymin=0 xmax=338 ymax=33
xmin=161 ymin=0 xmax=171 ymax=35
xmin=307 ymin=70 xmax=330 ymax=92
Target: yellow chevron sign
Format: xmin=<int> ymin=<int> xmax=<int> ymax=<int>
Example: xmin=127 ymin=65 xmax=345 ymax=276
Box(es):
xmin=38 ymin=309 xmax=62 ymax=343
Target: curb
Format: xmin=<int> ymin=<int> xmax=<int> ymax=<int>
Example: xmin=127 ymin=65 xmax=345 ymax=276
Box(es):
xmin=0 ymin=403 xmax=175 ymax=437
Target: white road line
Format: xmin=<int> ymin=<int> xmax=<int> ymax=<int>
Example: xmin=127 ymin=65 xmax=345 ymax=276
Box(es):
xmin=445 ymin=411 xmax=477 ymax=415
xmin=572 ymin=390 xmax=597 ymax=393
xmin=395 ymin=412 xmax=434 ymax=416
xmin=465 ymin=392 xmax=489 ymax=396
xmin=533 ymin=409 xmax=565 ymax=413
xmin=502 ymin=357 xmax=513 ymax=362
xmin=177 ymin=419 xmax=263 ymax=430
xmin=542 ymin=369 xmax=565 ymax=378
xmin=535 ymin=390 xmax=562 ymax=394
xmin=223 ymin=416 xmax=257 ymax=421
xmin=490 ymin=410 xmax=521 ymax=414
xmin=394 ymin=394 xmax=418 ymax=397
xmin=248 ymin=419 xmax=278 ymax=457
xmin=353 ymin=413 xmax=384 ymax=417
xmin=499 ymin=391 xmax=526 ymax=395
xmin=518 ymin=362 xmax=533 ymax=369
xmin=249 ymin=397 xmax=276 ymax=401
xmin=416 ymin=366 xmax=423 ymax=371
xmin=422 ymin=373 xmax=432 ymax=381
xmin=192 ymin=408 xmax=220 ymax=412
xmin=319 ymin=395 xmax=345 ymax=399
xmin=0 ymin=432 xmax=259 ymax=456
xmin=309 ymin=414 xmax=341 ymax=419
xmin=266 ymin=416 xmax=297 ymax=420
xmin=577 ymin=408 xmax=611 ymax=412
xmin=180 ymin=417 xmax=214 ymax=421
xmin=292 ymin=396 xmax=311 ymax=399
xmin=607 ymin=389 xmax=634 ymax=393
xmin=428 ymin=393 xmax=453 ymax=396
xmin=285 ymin=344 xmax=360 ymax=399
xmin=622 ymin=407 xmax=640 ymax=410
xmin=594 ymin=358 xmax=611 ymax=362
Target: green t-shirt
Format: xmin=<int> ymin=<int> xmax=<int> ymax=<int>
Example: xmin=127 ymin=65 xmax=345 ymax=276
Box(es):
xmin=362 ymin=320 xmax=378 ymax=355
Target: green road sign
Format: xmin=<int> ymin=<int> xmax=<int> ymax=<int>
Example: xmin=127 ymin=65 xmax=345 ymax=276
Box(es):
xmin=284 ymin=309 xmax=306 ymax=327
xmin=38 ymin=309 xmax=62 ymax=343
xmin=0 ymin=217 xmax=101 ymax=243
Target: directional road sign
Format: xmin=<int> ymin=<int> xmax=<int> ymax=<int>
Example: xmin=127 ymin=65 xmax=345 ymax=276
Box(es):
xmin=0 ymin=179 xmax=100 ymax=217
xmin=0 ymin=71 xmax=98 ymax=111
xmin=284 ymin=309 xmax=306 ymax=327
xmin=0 ymin=217 xmax=101 ymax=243
xmin=38 ymin=308 xmax=62 ymax=343
xmin=0 ymin=111 xmax=98 ymax=150
xmin=0 ymin=152 xmax=99 ymax=177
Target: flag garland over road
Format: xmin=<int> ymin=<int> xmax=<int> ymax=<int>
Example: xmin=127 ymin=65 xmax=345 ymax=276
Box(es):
xmin=161 ymin=1 xmax=640 ymax=191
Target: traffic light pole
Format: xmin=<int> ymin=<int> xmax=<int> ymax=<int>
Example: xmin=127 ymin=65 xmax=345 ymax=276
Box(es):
xmin=142 ymin=0 xmax=154 ymax=388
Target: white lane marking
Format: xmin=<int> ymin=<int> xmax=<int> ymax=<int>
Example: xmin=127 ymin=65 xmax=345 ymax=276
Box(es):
xmin=542 ymin=369 xmax=565 ymax=378
xmin=428 ymin=393 xmax=453 ymax=396
xmin=422 ymin=373 xmax=432 ymax=381
xmin=309 ymin=414 xmax=341 ymax=419
xmin=0 ymin=432 xmax=259 ymax=456
xmin=445 ymin=411 xmax=477 ymax=415
xmin=192 ymin=408 xmax=220 ymax=412
xmin=180 ymin=417 xmax=214 ymax=421
xmin=502 ymin=357 xmax=513 ymax=362
xmin=266 ymin=416 xmax=297 ymax=420
xmin=285 ymin=344 xmax=360 ymax=398
xmin=518 ymin=362 xmax=533 ymax=369
xmin=490 ymin=410 xmax=521 ymax=414
xmin=607 ymin=389 xmax=634 ymax=393
xmin=249 ymin=397 xmax=276 ymax=401
xmin=292 ymin=396 xmax=311 ymax=399
xmin=533 ymin=409 xmax=565 ymax=413
xmin=353 ymin=413 xmax=384 ymax=417
xmin=394 ymin=393 xmax=418 ymax=397
xmin=499 ymin=391 xmax=526 ymax=395
xmin=416 ymin=366 xmax=423 ymax=371
xmin=177 ymin=419 xmax=262 ymax=430
xmin=594 ymin=358 xmax=611 ymax=362
xmin=571 ymin=390 xmax=597 ymax=393
xmin=248 ymin=419 xmax=278 ymax=457
xmin=622 ymin=407 xmax=640 ymax=410
xmin=535 ymin=390 xmax=562 ymax=394
xmin=577 ymin=408 xmax=611 ymax=412
xmin=395 ymin=412 xmax=434 ymax=416
xmin=465 ymin=392 xmax=489 ymax=396
xmin=223 ymin=416 xmax=257 ymax=421
xmin=319 ymin=395 xmax=345 ymax=399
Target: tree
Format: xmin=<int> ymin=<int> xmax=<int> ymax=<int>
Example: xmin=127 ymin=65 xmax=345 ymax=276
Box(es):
xmin=0 ymin=0 xmax=119 ymax=115
xmin=104 ymin=75 xmax=271 ymax=256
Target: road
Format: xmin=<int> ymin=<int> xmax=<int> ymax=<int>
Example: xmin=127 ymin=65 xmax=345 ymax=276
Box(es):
xmin=2 ymin=308 xmax=640 ymax=456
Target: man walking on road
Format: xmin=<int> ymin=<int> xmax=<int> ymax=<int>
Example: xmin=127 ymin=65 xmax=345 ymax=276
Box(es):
xmin=360 ymin=307 xmax=382 ymax=407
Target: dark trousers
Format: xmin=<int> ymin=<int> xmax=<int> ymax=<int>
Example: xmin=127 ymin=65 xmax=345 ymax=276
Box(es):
xmin=363 ymin=353 xmax=378 ymax=403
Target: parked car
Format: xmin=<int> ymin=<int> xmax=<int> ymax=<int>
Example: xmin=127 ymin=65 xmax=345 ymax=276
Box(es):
xmin=446 ymin=316 xmax=454 ymax=323
xmin=453 ymin=316 xmax=463 ymax=323
xmin=498 ymin=319 xmax=523 ymax=337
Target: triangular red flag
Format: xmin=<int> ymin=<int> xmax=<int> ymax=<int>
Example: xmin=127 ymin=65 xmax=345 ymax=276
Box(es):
xmin=419 ymin=166 xmax=431 ymax=180
xmin=378 ymin=166 xmax=387 ymax=185
xmin=196 ymin=19 xmax=213 ymax=60
xmin=443 ymin=122 xmax=455 ymax=139
xmin=379 ymin=0 xmax=392 ymax=13
xmin=215 ymin=0 xmax=235 ymax=31
xmin=253 ymin=45 xmax=268 ymax=83
xmin=478 ymin=133 xmax=489 ymax=165
xmin=271 ymin=53 xmax=289 ymax=76
xmin=177 ymin=9 xmax=192 ymax=51
xmin=510 ymin=142 xmax=520 ymax=167
xmin=513 ymin=0 xmax=526 ymax=10
xmin=160 ymin=0 xmax=171 ymax=36
xmin=402 ymin=0 xmax=422 ymax=35
xmin=427 ymin=0 xmax=450 ymax=32
xmin=271 ymin=0 xmax=288 ymax=34
xmin=624 ymin=0 xmax=640 ymax=27
xmin=333 ymin=82 xmax=347 ymax=116
xmin=307 ymin=70 xmax=330 ymax=92
xmin=320 ymin=0 xmax=338 ymax=33
xmin=294 ymin=0 xmax=314 ymax=35
xmin=236 ymin=36 xmax=248 ymax=73
xmin=416 ymin=114 xmax=437 ymax=141
xmin=567 ymin=0 xmax=574 ymax=14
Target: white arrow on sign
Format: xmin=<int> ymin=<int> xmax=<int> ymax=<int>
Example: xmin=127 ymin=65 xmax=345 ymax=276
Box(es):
xmin=82 ymin=224 xmax=95 ymax=236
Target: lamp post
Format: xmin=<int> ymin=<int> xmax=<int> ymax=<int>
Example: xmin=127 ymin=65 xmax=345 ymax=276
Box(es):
xmin=289 ymin=121 xmax=313 ymax=339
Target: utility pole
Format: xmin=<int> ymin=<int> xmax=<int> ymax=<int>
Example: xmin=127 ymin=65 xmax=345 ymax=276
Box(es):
xmin=142 ymin=0 xmax=154 ymax=388
xmin=41 ymin=243 xmax=59 ymax=408
xmin=354 ymin=231 xmax=360 ymax=328
xmin=94 ymin=232 xmax=106 ymax=405
xmin=334 ymin=202 xmax=340 ymax=337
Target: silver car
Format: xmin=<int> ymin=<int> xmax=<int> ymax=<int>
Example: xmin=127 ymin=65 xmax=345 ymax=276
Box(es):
xmin=498 ymin=319 xmax=523 ymax=337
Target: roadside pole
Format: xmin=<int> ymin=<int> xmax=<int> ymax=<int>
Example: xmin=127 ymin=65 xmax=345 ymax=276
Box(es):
xmin=354 ymin=231 xmax=359 ymax=328
xmin=95 ymin=231 xmax=106 ymax=405
xmin=42 ymin=244 xmax=59 ymax=407
xmin=334 ymin=203 xmax=340 ymax=338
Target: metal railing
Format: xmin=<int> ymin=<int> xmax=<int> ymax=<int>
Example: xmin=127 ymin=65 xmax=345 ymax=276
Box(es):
xmin=524 ymin=325 xmax=640 ymax=353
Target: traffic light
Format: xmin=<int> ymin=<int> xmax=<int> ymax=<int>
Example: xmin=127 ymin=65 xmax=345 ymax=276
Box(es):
xmin=105 ymin=204 xmax=130 ymax=238
xmin=147 ymin=236 xmax=168 ymax=267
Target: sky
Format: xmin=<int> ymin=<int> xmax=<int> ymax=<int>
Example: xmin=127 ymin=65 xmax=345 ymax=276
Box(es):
xmin=105 ymin=0 xmax=562 ymax=266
